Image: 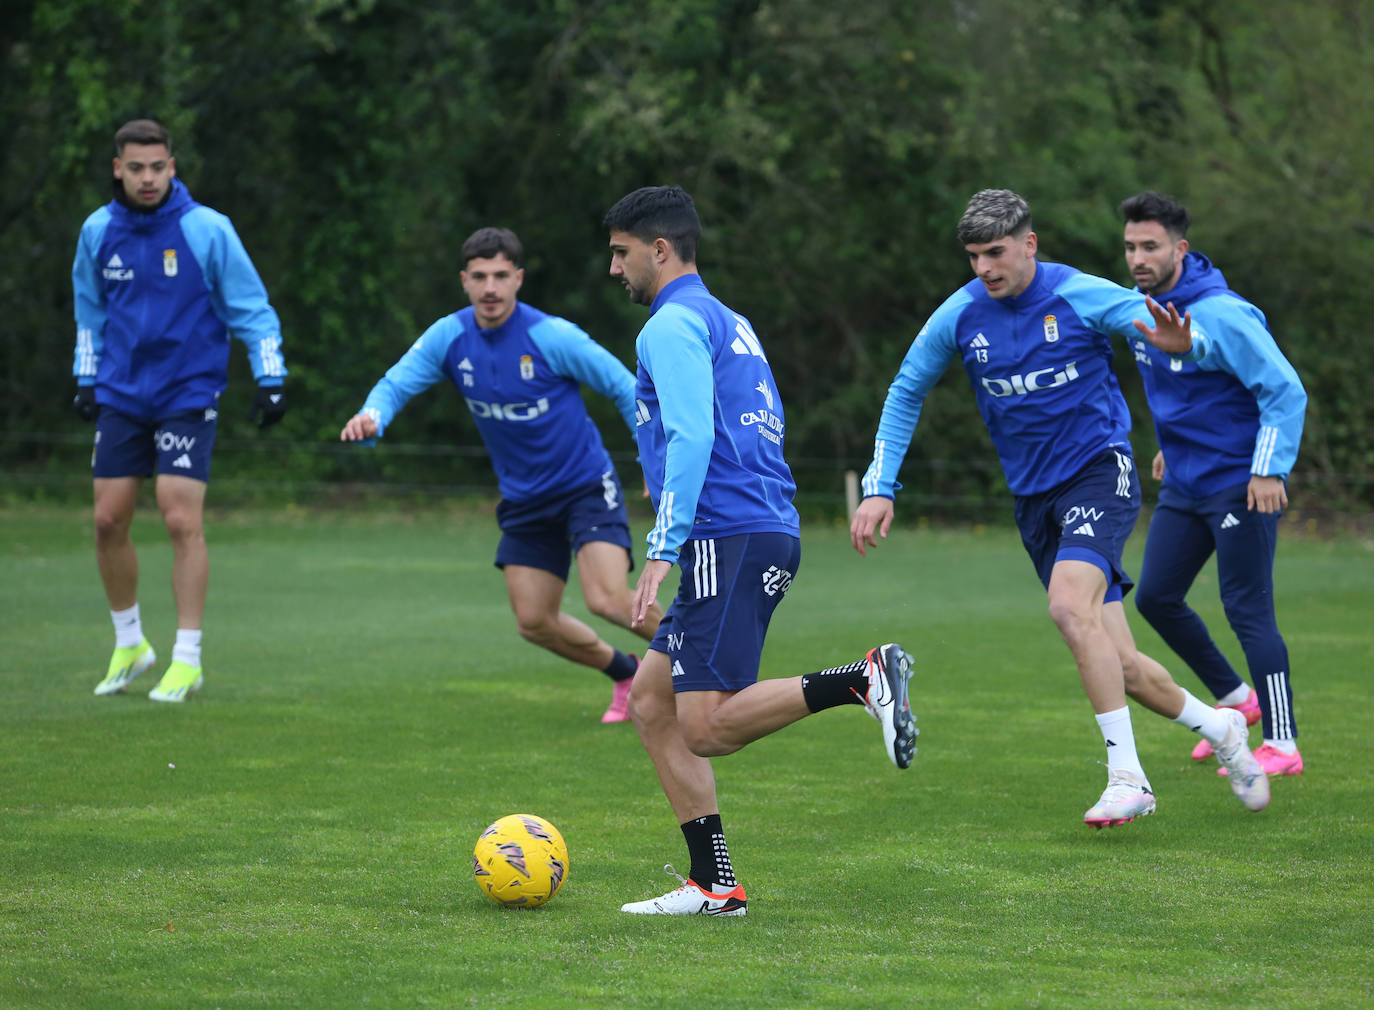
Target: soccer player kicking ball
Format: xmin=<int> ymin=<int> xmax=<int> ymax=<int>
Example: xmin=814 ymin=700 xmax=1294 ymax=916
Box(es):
xmin=604 ymin=185 xmax=916 ymax=917
xmin=851 ymin=189 xmax=1268 ymax=828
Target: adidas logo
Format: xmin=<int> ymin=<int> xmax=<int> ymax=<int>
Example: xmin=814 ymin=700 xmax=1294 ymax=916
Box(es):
xmin=102 ymin=252 xmax=134 ymax=281
xmin=172 ymin=453 xmax=193 ymax=469
xmin=458 ymin=357 xmax=474 ymax=371
xmin=671 ymin=660 xmax=686 ymax=679
xmin=1071 ymin=522 xmax=1096 ymax=537
xmin=1220 ymin=513 xmax=1240 ymax=530
xmin=970 ymin=333 xmax=990 ymax=349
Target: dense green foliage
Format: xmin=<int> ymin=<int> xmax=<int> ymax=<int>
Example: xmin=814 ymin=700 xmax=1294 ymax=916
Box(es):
xmin=3 ymin=1 xmax=1370 ymax=511
xmin=3 ymin=507 xmax=1372 ymax=1007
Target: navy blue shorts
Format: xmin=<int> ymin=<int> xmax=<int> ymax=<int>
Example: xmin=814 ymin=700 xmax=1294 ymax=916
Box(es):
xmin=494 ymin=469 xmax=633 ymax=581
xmin=1013 ymin=447 xmax=1140 ymax=602
xmin=649 ymin=531 xmax=802 ymax=693
xmin=91 ymin=405 xmax=219 ymax=482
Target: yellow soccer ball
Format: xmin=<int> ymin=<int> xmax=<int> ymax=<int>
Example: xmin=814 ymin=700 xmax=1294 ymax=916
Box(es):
xmin=472 ymin=814 xmax=570 ymax=909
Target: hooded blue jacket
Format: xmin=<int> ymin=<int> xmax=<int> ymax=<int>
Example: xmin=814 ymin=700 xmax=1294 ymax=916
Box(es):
xmin=1128 ymin=252 xmax=1306 ymax=497
xmin=72 ymin=178 xmax=285 ymax=421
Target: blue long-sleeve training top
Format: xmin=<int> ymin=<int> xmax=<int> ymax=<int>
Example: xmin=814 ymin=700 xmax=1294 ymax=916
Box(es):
xmin=360 ymin=302 xmax=637 ymax=504
xmin=633 ymin=274 xmax=799 ymax=564
xmin=72 ymin=178 xmax=285 ymax=420
xmin=863 ymin=261 xmax=1171 ymax=499
xmin=1128 ymin=251 xmax=1306 ymax=497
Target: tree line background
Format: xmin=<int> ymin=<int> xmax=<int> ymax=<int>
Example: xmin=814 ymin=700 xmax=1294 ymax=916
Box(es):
xmin=3 ymin=0 xmax=1370 ymax=520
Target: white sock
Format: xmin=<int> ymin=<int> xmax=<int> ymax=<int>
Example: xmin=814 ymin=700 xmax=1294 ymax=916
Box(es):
xmin=1174 ymin=688 xmax=1230 ymax=744
xmin=1263 ymin=738 xmax=1297 ymax=754
xmin=172 ymin=628 xmax=203 ymax=668
xmin=1096 ymin=706 xmax=1145 ymax=778
xmin=1216 ymin=683 xmax=1252 ymax=707
xmin=111 ymin=604 xmax=143 ymax=648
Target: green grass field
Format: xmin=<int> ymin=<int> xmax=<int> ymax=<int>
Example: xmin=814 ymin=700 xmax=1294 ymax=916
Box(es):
xmin=2 ymin=504 xmax=1371 ymax=1009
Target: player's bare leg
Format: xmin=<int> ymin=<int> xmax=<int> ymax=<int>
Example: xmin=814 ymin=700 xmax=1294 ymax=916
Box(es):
xmin=148 ymin=474 xmax=208 ymax=702
xmin=93 ymin=476 xmax=142 ymax=611
xmin=575 ymin=540 xmax=663 ymax=642
xmin=673 ymin=682 xmax=811 ymax=757
xmin=1100 ymin=600 xmax=1187 ymax=717
xmin=1046 ymin=560 xmax=1129 ymax=713
xmin=504 ymin=564 xmax=616 ymax=669
xmin=1105 ymin=599 xmax=1269 ymax=809
xmin=1047 ymin=560 xmax=1156 ymax=826
xmin=626 ymin=650 xmax=720 ymax=823
xmin=91 ymin=476 xmax=157 ymax=695
xmin=157 ymin=474 xmax=208 ymax=630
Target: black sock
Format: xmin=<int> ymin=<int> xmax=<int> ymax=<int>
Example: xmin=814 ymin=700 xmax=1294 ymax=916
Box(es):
xmin=800 ymin=658 xmax=869 ymax=712
xmin=681 ymin=813 xmax=737 ymax=891
xmin=602 ymin=649 xmax=637 ymax=682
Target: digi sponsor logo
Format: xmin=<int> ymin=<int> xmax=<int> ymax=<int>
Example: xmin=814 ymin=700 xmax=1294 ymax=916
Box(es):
xmin=103 ymin=253 xmax=133 ymax=281
xmin=981 ymin=361 xmax=1080 ymax=398
xmin=464 ymin=396 xmax=550 ymax=421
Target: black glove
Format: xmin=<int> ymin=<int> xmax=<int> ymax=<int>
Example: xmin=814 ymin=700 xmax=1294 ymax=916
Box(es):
xmin=73 ymin=385 xmax=97 ymax=422
xmin=249 ymin=384 xmax=288 ymax=429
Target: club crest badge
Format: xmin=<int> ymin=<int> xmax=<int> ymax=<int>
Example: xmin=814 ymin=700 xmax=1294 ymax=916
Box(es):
xmin=163 ymin=249 xmax=178 ymax=277
xmin=1042 ymin=315 xmax=1059 ymax=342
xmin=519 ymin=355 xmax=534 ymax=380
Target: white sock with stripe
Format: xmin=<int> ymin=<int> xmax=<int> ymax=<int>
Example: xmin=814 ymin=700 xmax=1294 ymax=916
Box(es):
xmin=172 ymin=628 xmax=202 ymax=669
xmin=111 ymin=604 xmax=143 ymax=649
xmin=1174 ymin=689 xmax=1231 ymax=744
xmin=1096 ymin=706 xmax=1145 ymax=779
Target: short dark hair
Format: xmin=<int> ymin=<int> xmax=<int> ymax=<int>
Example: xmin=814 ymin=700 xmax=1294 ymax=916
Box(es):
xmin=460 ymin=227 xmax=524 ymax=267
xmin=1120 ymin=190 xmax=1190 ymax=239
xmin=114 ymin=119 xmax=171 ymax=156
xmin=602 ymin=185 xmax=701 ymax=264
xmin=956 ymin=189 xmax=1032 ymax=245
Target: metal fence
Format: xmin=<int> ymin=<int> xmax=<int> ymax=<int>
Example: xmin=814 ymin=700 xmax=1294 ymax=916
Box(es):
xmin=4 ymin=429 xmax=1369 ymax=534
